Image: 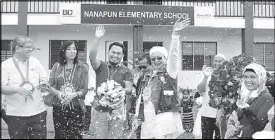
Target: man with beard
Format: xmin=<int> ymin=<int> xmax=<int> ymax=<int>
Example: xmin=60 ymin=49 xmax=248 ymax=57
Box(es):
xmin=197 ymin=54 xmax=226 ymax=139
xmin=89 ymin=25 xmax=133 ymax=139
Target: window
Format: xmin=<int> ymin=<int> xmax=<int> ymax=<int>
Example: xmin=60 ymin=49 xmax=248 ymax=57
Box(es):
xmin=106 ymin=0 xmax=127 ymax=4
xmin=1 ymin=40 xmax=13 ymax=62
xmin=49 ymin=40 xmax=87 ymax=69
xmin=143 ymin=41 xmax=163 ymax=53
xmin=253 ymin=42 xmax=275 ymax=71
xmin=143 ymin=0 xmax=162 ymax=5
xmin=182 ymin=42 xmax=217 ymax=70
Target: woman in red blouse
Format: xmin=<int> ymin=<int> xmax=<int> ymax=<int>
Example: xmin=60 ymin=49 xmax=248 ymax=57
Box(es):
xmin=47 ymin=41 xmax=88 ymax=139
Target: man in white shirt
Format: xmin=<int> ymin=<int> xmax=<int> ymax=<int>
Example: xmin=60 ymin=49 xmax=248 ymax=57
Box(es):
xmin=197 ymin=54 xmax=226 ymax=139
xmin=1 ymin=35 xmax=48 ymax=139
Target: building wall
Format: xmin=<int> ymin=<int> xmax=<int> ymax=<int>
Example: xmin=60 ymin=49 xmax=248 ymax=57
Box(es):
xmin=1 ymin=25 xmax=274 ymax=89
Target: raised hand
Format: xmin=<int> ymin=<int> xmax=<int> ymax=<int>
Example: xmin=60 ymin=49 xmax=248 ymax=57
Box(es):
xmin=95 ymin=24 xmax=105 ymax=39
xmin=202 ymin=65 xmax=213 ymax=77
xmin=177 ymin=92 xmax=183 ymax=103
xmin=173 ymin=18 xmax=191 ymax=33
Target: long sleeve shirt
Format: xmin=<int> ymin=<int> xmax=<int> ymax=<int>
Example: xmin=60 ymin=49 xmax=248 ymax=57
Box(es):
xmin=167 ymin=35 xmax=180 ymax=79
xmin=135 ymin=34 xmax=180 ymax=119
xmin=49 ymin=62 xmax=89 ymax=107
xmin=239 ymin=90 xmax=274 ymax=138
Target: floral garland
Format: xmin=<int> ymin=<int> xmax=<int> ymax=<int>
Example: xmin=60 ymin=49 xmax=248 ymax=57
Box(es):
xmin=208 ymin=54 xmax=258 ymax=115
xmin=97 ymin=80 xmax=126 ymax=120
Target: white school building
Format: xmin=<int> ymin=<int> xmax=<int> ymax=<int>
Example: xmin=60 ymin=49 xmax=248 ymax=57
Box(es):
xmin=1 ymin=0 xmax=274 ymax=89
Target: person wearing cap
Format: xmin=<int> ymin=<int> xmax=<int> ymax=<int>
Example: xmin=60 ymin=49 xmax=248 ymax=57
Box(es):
xmin=197 ymin=54 xmax=226 ymax=139
xmin=132 ymin=18 xmax=191 ymax=139
xmin=1 ymin=35 xmax=48 ymax=139
xmin=125 ymin=53 xmax=152 ymax=132
xmin=133 ymin=53 xmax=152 ymax=139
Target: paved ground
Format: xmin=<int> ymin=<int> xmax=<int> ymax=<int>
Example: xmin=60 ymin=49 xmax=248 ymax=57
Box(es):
xmin=1 ymin=107 xmax=201 ymax=139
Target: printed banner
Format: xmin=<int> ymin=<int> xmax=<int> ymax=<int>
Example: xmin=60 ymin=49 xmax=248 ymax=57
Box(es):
xmin=194 ymin=6 xmax=215 ymax=27
xmin=81 ymin=4 xmax=194 ymax=25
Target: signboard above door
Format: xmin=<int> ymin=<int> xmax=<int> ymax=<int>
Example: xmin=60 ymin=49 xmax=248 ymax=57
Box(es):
xmin=81 ymin=4 xmax=194 ymax=25
xmin=60 ymin=3 xmax=197 ymax=25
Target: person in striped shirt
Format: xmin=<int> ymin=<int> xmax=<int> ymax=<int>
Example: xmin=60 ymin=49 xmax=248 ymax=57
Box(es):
xmin=180 ymin=89 xmax=195 ymax=133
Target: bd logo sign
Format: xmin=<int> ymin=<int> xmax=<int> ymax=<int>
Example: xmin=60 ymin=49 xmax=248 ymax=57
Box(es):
xmin=62 ymin=9 xmax=78 ymax=17
xmin=59 ymin=3 xmax=81 ymax=24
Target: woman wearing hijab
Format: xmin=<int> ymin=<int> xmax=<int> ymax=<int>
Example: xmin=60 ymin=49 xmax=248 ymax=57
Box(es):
xmin=236 ymin=63 xmax=274 ymax=139
xmin=133 ymin=18 xmax=190 ymax=139
xmin=47 ymin=41 xmax=88 ymax=139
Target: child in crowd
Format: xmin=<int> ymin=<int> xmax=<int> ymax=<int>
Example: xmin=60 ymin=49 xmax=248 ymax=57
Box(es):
xmin=179 ymin=89 xmax=195 ymax=133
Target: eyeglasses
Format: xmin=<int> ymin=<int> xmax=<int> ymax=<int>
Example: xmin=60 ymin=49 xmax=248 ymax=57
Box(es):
xmin=138 ymin=65 xmax=147 ymax=70
xmin=19 ymin=45 xmax=34 ymax=50
xmin=151 ymin=57 xmax=162 ymax=61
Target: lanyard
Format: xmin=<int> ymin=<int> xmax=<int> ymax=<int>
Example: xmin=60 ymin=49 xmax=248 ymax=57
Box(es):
xmin=63 ymin=64 xmax=76 ymax=84
xmin=12 ymin=57 xmax=29 ymax=83
xmin=107 ymin=64 xmax=121 ymax=80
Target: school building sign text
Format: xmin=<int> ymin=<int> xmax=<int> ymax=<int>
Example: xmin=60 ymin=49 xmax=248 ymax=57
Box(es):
xmin=81 ymin=4 xmax=194 ymax=25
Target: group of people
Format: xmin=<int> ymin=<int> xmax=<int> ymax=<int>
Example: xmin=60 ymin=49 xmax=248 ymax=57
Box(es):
xmin=1 ymin=17 xmax=274 ymax=139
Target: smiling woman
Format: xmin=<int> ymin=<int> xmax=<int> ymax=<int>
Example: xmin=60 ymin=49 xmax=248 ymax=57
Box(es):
xmin=243 ymin=69 xmax=259 ymax=91
xmin=46 ymin=40 xmax=89 ymax=139
xmin=236 ymin=63 xmax=274 ymax=139
xmin=49 ymin=40 xmax=87 ymax=69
